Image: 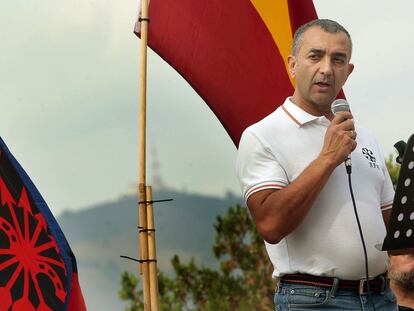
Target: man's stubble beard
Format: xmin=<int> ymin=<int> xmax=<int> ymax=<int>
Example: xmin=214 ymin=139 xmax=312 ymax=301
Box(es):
xmin=390 ymin=269 xmax=414 ymax=291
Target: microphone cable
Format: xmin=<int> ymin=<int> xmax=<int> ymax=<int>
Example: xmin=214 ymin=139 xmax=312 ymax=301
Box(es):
xmin=346 ymin=166 xmax=377 ymax=311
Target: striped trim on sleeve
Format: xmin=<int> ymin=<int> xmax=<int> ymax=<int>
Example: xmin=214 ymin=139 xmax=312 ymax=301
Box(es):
xmin=245 ymin=183 xmax=285 ymax=201
xmin=381 ymin=203 xmax=393 ymax=212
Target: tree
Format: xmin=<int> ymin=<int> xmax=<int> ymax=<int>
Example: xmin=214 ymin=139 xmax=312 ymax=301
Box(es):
xmin=119 ymin=205 xmax=274 ymax=311
xmin=385 ymin=154 xmax=400 ymax=189
xmin=119 ymin=271 xmax=142 ymax=311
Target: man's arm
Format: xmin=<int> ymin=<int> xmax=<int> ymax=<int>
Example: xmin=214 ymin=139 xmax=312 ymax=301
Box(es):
xmin=382 ymin=209 xmax=392 ymax=228
xmin=247 ymin=112 xmax=356 ymax=244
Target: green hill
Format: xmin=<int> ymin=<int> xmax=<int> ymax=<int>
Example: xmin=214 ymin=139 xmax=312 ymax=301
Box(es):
xmin=58 ymin=189 xmax=243 ymax=311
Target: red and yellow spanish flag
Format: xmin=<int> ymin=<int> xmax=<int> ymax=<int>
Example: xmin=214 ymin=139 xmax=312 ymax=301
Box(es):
xmin=135 ymin=0 xmax=318 ymax=146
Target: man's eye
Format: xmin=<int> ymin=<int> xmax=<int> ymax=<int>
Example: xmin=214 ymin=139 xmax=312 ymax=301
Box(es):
xmin=333 ymin=57 xmax=345 ymax=64
xmin=309 ymin=54 xmax=319 ymax=60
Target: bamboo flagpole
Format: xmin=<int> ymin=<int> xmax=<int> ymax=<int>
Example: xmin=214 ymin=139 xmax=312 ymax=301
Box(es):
xmin=146 ymin=186 xmax=160 ymax=311
xmin=138 ymin=0 xmax=152 ymax=310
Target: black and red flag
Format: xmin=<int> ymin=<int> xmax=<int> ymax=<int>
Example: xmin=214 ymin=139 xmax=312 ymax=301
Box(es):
xmin=0 ymin=138 xmax=86 ymax=311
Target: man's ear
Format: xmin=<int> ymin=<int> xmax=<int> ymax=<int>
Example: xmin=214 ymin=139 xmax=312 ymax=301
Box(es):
xmin=287 ymin=55 xmax=296 ymax=78
xmin=343 ymin=63 xmax=355 ymax=85
xmin=348 ymin=63 xmax=354 ymax=76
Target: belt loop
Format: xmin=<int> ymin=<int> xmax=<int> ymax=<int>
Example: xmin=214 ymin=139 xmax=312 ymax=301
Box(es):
xmin=379 ymin=274 xmax=386 ymax=294
xmin=275 ymin=277 xmax=281 ymax=293
xmin=329 ymin=277 xmax=339 ymax=298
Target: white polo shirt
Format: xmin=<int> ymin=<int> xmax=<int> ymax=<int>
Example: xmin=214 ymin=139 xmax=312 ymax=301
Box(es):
xmin=236 ymin=98 xmax=394 ymax=280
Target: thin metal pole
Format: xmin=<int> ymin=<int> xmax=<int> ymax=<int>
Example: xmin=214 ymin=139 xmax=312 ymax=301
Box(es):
xmin=138 ymin=0 xmax=151 ymax=309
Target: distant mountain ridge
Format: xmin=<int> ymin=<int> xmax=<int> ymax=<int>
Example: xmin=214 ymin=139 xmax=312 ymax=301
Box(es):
xmin=57 ymin=189 xmax=244 ymax=311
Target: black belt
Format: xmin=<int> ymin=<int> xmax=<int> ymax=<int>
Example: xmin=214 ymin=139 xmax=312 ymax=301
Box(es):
xmin=280 ymin=273 xmax=388 ymax=295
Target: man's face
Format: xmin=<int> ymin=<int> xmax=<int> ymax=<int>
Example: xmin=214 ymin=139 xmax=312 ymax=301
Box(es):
xmin=288 ymin=26 xmax=354 ymax=114
xmin=389 ymin=254 xmax=414 ymax=291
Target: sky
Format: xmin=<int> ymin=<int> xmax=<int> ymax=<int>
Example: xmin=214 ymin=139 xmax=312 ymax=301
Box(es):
xmin=1 ymin=1 xmax=414 ymax=216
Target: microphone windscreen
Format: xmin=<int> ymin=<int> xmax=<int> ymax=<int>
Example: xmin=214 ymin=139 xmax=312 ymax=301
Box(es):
xmin=331 ymin=99 xmax=349 ymax=115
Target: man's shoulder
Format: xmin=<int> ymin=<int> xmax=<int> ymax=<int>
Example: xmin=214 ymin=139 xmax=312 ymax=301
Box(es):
xmin=355 ymin=125 xmax=374 ymax=136
xmin=355 ymin=126 xmax=381 ymax=144
xmin=242 ymin=105 xmax=290 ymax=137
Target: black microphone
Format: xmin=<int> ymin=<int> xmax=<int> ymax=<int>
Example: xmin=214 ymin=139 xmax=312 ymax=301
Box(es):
xmin=331 ymin=99 xmax=352 ymax=174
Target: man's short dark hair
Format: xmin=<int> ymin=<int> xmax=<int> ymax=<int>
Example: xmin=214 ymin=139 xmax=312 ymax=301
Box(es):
xmin=291 ymin=19 xmax=352 ymax=57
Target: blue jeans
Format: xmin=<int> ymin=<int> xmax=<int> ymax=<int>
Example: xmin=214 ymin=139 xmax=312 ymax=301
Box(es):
xmin=274 ymin=279 xmax=398 ymax=310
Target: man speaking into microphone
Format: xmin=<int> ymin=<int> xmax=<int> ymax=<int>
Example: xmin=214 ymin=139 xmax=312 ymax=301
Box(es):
xmin=236 ymin=19 xmax=397 ymax=310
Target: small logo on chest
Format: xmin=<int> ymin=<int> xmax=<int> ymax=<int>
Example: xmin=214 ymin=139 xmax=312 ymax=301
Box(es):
xmin=362 ymin=147 xmax=380 ymax=169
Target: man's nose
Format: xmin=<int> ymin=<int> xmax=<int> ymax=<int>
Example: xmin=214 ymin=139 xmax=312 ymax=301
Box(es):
xmin=319 ymin=57 xmax=333 ymax=76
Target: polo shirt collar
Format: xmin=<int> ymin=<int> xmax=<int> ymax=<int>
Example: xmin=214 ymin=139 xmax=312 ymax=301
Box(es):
xmin=282 ymin=97 xmax=328 ymax=127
